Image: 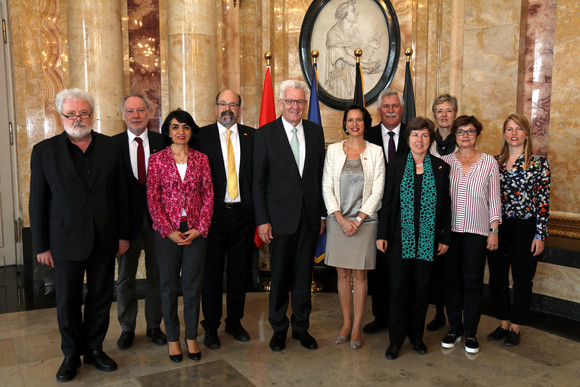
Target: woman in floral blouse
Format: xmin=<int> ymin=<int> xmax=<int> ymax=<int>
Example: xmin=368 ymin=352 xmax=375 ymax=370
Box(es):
xmin=487 ymin=113 xmax=550 ymax=347
xmin=147 ymin=109 xmax=213 ymax=362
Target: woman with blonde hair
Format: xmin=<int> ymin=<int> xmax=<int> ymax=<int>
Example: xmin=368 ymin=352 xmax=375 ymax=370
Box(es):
xmin=487 ymin=114 xmax=550 ymax=346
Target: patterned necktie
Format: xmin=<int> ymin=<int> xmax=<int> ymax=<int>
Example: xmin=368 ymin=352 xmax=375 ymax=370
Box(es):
xmin=226 ymin=129 xmax=238 ymax=199
xmin=134 ymin=137 xmax=146 ymax=185
xmin=291 ymin=127 xmax=300 ymax=167
xmin=387 ymin=131 xmax=396 ymax=164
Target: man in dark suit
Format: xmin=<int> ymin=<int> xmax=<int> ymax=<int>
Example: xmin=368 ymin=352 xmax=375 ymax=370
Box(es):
xmin=363 ymin=88 xmax=409 ymax=334
xmin=29 ymin=88 xmax=130 ymax=382
xmin=113 ymin=95 xmax=168 ymax=350
xmin=254 ymin=80 xmax=326 ymax=352
xmin=199 ymin=90 xmax=255 ymax=350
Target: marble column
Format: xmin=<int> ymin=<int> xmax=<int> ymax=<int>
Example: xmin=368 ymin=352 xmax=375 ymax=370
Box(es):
xmin=67 ymin=0 xmax=124 ymax=135
xmin=167 ymin=0 xmax=217 ymax=127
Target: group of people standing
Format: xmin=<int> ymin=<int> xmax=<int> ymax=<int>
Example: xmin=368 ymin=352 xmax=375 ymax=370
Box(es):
xmin=29 ymin=80 xmax=549 ymax=382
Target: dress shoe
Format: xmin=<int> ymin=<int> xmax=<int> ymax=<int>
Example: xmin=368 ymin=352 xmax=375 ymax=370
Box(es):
xmin=504 ymin=330 xmax=520 ymax=347
xmin=84 ymin=350 xmax=118 ymax=372
xmin=169 ymin=353 xmax=183 ymax=363
xmin=426 ymin=315 xmax=446 ymax=332
xmin=117 ymin=331 xmax=135 ymax=350
xmin=146 ymin=328 xmax=167 ymax=345
xmin=291 ymin=331 xmax=318 ymax=350
xmin=350 ymin=339 xmax=363 ymax=350
xmin=385 ymin=344 xmax=400 ymax=360
xmin=204 ymin=330 xmax=221 ymax=349
xmin=334 ymin=332 xmax=351 ymax=344
xmin=185 ymin=340 xmax=202 ymax=361
xmin=269 ymin=331 xmax=286 ymax=352
xmin=412 ymin=339 xmax=427 ymax=355
xmin=487 ymin=326 xmax=509 ymax=341
xmin=225 ymin=324 xmax=251 ymax=342
xmin=363 ymin=319 xmax=388 ymax=334
xmin=56 ymin=353 xmax=81 ymax=382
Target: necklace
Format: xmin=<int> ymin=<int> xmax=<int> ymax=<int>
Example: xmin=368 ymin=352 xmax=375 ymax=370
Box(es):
xmin=172 ymin=150 xmax=188 ymax=165
xmin=416 ymin=163 xmax=424 ymax=167
xmin=344 ymin=139 xmax=366 ymax=155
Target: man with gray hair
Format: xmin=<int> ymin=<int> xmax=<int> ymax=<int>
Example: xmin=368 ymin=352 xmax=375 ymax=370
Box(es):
xmin=30 ymin=88 xmax=130 ymax=382
xmin=254 ymin=79 xmax=326 ymax=352
xmin=113 ymin=94 xmax=168 ymax=350
xmin=364 ymin=88 xmax=409 ymax=338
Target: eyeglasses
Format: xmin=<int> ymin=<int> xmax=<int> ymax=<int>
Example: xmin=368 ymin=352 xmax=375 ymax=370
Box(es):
xmin=283 ymin=99 xmax=307 ymax=106
xmin=456 ymin=129 xmax=476 ymax=136
xmin=61 ymin=112 xmax=92 ymax=121
xmin=217 ymin=102 xmax=240 ymax=109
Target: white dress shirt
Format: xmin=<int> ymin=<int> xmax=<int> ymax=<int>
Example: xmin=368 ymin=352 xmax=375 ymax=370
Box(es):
xmin=127 ymin=129 xmax=151 ymax=180
xmin=217 ymin=122 xmax=242 ymax=203
xmin=281 ymin=117 xmax=306 ymax=176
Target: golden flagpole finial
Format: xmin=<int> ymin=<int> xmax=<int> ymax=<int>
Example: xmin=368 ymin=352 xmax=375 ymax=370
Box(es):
xmin=265 ymin=51 xmax=272 ymax=66
xmin=405 ymin=48 xmax=413 ymax=63
xmin=354 ymin=48 xmax=362 ymax=64
xmin=311 ymin=49 xmax=319 ymax=65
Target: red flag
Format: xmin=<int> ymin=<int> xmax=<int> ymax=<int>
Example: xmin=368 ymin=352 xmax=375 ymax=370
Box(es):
xmin=254 ymin=65 xmax=277 ymax=247
xmin=259 ymin=66 xmax=276 ymax=127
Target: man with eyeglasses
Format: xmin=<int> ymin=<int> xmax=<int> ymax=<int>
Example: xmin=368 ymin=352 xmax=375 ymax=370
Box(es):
xmin=29 ymin=88 xmax=130 ymax=382
xmin=198 ymin=89 xmax=255 ymax=349
xmin=363 ymin=88 xmax=410 ymax=338
xmin=254 ymin=79 xmax=326 ymax=352
xmin=112 ymin=94 xmax=168 ymax=351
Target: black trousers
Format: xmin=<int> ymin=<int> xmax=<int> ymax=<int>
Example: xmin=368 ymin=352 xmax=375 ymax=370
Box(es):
xmin=155 ymin=222 xmax=207 ymax=342
xmin=443 ymin=232 xmax=487 ymax=336
xmin=367 ymin=248 xmax=389 ymax=323
xmin=487 ymin=218 xmax=538 ymax=325
xmin=201 ymin=205 xmax=253 ymax=331
xmin=268 ymin=207 xmax=317 ymax=334
xmin=55 ymin=237 xmax=115 ymax=356
xmin=116 ymin=214 xmax=162 ymax=332
xmin=387 ymin=239 xmax=435 ymax=346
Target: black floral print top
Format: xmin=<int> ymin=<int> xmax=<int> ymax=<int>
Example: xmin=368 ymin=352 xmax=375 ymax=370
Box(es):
xmin=495 ymin=153 xmax=551 ymax=240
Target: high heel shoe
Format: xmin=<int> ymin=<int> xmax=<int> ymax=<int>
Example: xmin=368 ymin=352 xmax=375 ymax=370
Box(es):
xmin=185 ymin=339 xmax=202 ymax=361
xmin=334 ymin=332 xmax=351 ymax=344
xmin=168 ymin=341 xmax=182 ymax=362
xmin=350 ymin=339 xmax=363 ymax=350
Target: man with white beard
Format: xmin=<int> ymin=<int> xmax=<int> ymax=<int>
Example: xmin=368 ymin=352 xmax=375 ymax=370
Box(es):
xmin=30 ymin=88 xmax=130 ymax=382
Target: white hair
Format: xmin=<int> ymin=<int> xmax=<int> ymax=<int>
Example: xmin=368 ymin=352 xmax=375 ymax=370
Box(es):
xmin=278 ymin=79 xmax=309 ymax=100
xmin=377 ymin=88 xmax=404 ymax=111
xmin=55 ymin=88 xmax=95 ymax=113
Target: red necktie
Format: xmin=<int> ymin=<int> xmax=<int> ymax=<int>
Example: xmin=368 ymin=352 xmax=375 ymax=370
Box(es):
xmin=135 ymin=137 xmax=146 ymax=184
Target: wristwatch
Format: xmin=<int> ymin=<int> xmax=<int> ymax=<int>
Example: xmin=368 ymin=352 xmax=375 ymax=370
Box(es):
xmin=489 ymin=228 xmax=499 ymax=234
xmin=355 ymin=216 xmax=363 ymax=223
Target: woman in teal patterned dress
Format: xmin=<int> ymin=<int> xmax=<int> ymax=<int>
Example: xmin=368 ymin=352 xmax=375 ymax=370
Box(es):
xmin=376 ymin=117 xmax=452 ymax=360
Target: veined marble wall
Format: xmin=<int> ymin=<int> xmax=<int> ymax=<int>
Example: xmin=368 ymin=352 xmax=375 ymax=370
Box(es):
xmin=9 ymin=0 xmax=580 ymax=225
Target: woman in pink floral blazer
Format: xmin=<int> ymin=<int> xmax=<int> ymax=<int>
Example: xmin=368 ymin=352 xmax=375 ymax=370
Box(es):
xmin=147 ymin=109 xmax=213 ymax=362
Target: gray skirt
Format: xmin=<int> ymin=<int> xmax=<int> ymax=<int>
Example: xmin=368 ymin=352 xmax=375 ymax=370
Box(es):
xmin=324 ymin=216 xmax=377 ymax=270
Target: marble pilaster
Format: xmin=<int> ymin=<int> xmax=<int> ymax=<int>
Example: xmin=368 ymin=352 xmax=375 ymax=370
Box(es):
xmin=67 ymin=0 xmax=123 ymax=136
xmin=167 ymin=0 xmax=217 ymax=127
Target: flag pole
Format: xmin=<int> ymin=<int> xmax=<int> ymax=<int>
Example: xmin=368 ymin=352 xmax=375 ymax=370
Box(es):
xmin=353 ymin=49 xmax=365 ymax=106
xmin=406 ymin=47 xmax=413 ymax=63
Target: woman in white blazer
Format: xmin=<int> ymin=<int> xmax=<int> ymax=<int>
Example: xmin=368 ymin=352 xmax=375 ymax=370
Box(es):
xmin=322 ymin=104 xmax=385 ymax=350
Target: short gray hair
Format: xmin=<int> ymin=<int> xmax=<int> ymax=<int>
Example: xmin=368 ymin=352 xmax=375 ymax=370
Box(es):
xmin=55 ymin=88 xmax=95 ymax=114
xmin=431 ymin=93 xmax=458 ymax=115
xmin=377 ymin=88 xmax=404 ymax=112
xmin=279 ymin=79 xmax=309 ymax=100
xmin=121 ymin=94 xmax=150 ymax=111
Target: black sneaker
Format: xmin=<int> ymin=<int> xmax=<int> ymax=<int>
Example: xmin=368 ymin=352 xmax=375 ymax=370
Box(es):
xmin=464 ymin=335 xmax=480 ymax=353
xmin=441 ymin=329 xmax=463 ymax=348
xmin=504 ymin=330 xmax=520 ymax=346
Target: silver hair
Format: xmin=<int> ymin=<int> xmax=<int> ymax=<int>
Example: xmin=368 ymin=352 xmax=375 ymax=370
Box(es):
xmin=55 ymin=88 xmax=95 ymax=114
xmin=377 ymin=88 xmax=404 ymax=112
xmin=278 ymin=79 xmax=309 ymax=100
xmin=121 ymin=94 xmax=150 ymax=111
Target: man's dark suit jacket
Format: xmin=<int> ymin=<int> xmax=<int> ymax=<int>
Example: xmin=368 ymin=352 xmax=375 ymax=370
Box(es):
xmin=253 ymin=117 xmax=325 ymax=235
xmin=377 ymin=153 xmax=452 ymax=247
xmin=29 ymin=131 xmax=130 ymax=261
xmin=113 ymin=130 xmax=168 ymax=241
xmin=198 ymin=123 xmax=255 ymax=226
xmin=365 ymin=123 xmax=410 ymax=168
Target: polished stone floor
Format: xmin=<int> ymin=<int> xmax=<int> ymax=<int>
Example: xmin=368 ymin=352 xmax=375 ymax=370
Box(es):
xmin=1 ymin=292 xmax=579 ymax=386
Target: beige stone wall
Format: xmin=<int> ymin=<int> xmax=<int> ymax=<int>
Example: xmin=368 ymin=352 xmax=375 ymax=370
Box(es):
xmin=10 ymin=0 xmax=580 ymax=223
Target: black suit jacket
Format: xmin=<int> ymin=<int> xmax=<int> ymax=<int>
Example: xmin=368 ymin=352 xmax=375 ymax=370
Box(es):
xmin=365 ymin=123 xmax=410 ymax=169
xmin=253 ymin=117 xmax=326 ymax=235
xmin=198 ymin=123 xmax=255 ymax=226
xmin=377 ymin=154 xmax=452 ymax=248
xmin=29 ymin=132 xmax=130 ymax=261
xmin=113 ymin=130 xmax=168 ymax=241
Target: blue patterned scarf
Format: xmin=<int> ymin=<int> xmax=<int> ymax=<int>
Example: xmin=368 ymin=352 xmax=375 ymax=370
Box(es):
xmin=400 ymin=152 xmax=437 ymax=261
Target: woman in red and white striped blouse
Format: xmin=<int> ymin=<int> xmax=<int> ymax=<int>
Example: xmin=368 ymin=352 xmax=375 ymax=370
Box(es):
xmin=440 ymin=115 xmax=501 ymax=354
